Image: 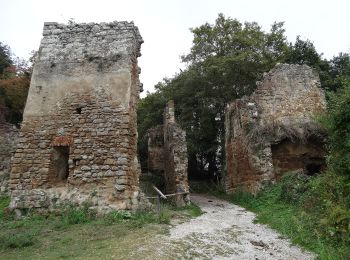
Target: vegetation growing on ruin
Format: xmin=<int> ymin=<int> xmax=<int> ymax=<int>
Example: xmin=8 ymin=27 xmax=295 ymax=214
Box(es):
xmin=138 ymin=13 xmax=350 ymax=182
xmin=0 ymin=194 xmax=203 ymax=258
xmin=137 ymin=14 xmax=350 ymax=259
xmin=221 ymin=81 xmax=350 ymax=259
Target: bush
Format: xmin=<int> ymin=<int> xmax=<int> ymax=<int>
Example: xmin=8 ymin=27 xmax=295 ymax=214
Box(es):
xmin=103 ymin=210 xmax=132 ymax=224
xmin=302 ymin=171 xmax=350 ymax=244
xmin=279 ymin=171 xmax=311 ymax=205
xmin=320 ymin=80 xmax=350 ymax=176
xmin=0 ymin=195 xmax=10 ymax=219
xmin=60 ymin=204 xmax=97 ymax=225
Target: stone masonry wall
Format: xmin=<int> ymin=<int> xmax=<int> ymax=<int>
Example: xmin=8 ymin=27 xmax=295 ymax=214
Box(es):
xmin=225 ymin=64 xmax=326 ymax=193
xmin=10 ymin=21 xmax=144 ymax=211
xmin=163 ymin=101 xmax=189 ymax=206
xmin=147 ymin=101 xmax=189 ymax=206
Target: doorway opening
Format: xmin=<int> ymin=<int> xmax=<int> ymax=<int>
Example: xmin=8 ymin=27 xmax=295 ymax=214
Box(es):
xmin=48 ymin=146 xmax=70 ymax=184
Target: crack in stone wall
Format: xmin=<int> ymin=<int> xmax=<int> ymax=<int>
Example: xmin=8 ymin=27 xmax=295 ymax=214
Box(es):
xmin=10 ymin=21 xmax=145 ymax=211
xmin=225 ymin=64 xmax=327 ymax=193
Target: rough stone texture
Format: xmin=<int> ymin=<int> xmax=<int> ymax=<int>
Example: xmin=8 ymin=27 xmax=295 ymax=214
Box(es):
xmin=147 ymin=101 xmax=190 ymax=206
xmin=225 ymin=64 xmax=326 ymax=193
xmin=0 ymin=107 xmax=19 ymax=194
xmin=10 ymin=21 xmax=145 ymax=211
xmin=147 ymin=125 xmax=164 ymax=173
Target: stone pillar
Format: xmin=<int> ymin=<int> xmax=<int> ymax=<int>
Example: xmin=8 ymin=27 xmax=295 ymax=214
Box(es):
xmin=163 ymin=100 xmax=190 ymax=206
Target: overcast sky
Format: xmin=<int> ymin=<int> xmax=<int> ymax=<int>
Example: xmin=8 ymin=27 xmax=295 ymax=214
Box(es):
xmin=1 ymin=0 xmax=349 ymax=96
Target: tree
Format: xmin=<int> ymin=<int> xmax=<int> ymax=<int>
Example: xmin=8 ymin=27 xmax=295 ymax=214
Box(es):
xmin=138 ymin=14 xmax=291 ymax=180
xmin=0 ymin=42 xmax=32 ymax=126
xmin=321 ymin=78 xmax=350 ymax=175
xmin=137 ymin=89 xmax=166 ymax=168
xmin=285 ymin=37 xmax=350 ymax=93
xmin=0 ymin=42 xmax=13 ymax=76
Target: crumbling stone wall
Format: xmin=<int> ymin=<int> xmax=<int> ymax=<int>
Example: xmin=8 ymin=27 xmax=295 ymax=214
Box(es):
xmin=225 ymin=64 xmax=326 ymax=193
xmin=147 ymin=101 xmax=189 ymax=206
xmin=0 ymin=107 xmax=19 ymax=193
xmin=10 ymin=21 xmax=144 ymax=211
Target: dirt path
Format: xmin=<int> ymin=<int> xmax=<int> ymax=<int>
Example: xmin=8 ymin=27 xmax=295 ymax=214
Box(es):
xmin=131 ymin=194 xmax=314 ymax=259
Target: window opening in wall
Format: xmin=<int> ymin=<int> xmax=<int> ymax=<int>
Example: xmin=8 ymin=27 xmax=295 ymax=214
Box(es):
xmin=51 ymin=146 xmax=69 ymax=182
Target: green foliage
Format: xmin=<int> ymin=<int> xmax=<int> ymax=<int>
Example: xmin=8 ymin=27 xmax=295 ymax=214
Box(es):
xmin=157 ymin=207 xmax=171 ymax=224
xmin=279 ymin=172 xmax=311 ymax=204
xmin=139 ymin=14 xmax=290 ymax=179
xmin=0 ymin=42 xmax=13 ymax=76
xmin=285 ymin=37 xmax=350 ymax=93
xmin=320 ymin=80 xmax=350 ymax=175
xmin=137 ymin=90 xmax=166 ymax=168
xmin=103 ymin=210 xmax=132 ymax=224
xmin=0 ymin=195 xmax=160 ymax=251
xmin=178 ymin=203 xmax=203 ymax=218
xmin=0 ymin=41 xmax=32 ymax=126
xmin=61 ymin=204 xmax=97 ymax=225
xmin=0 ymin=232 xmax=37 ymax=249
xmin=0 ymin=195 xmax=10 ymax=219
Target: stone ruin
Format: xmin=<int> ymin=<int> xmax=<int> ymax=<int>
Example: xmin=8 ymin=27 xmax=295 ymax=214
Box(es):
xmin=225 ymin=64 xmax=327 ymax=193
xmin=9 ymin=21 xmax=145 ymax=211
xmin=147 ymin=101 xmax=190 ymax=206
xmin=0 ymin=105 xmax=19 ymax=194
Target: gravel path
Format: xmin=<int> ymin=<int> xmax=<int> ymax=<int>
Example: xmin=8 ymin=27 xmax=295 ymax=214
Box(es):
xmin=132 ymin=194 xmax=315 ymax=259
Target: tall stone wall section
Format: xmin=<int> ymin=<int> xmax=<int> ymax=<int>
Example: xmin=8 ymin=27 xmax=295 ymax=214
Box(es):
xmin=163 ymin=101 xmax=189 ymax=206
xmin=10 ymin=21 xmax=144 ymax=211
xmin=147 ymin=101 xmax=189 ymax=206
xmin=225 ymin=64 xmax=326 ymax=193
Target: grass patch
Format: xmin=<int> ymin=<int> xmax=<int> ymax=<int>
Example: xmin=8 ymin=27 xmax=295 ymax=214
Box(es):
xmin=220 ymin=172 xmax=350 ymax=259
xmin=0 ymin=194 xmax=162 ymax=257
xmin=0 ymin=192 xmax=204 ymax=258
xmin=0 ymin=195 xmax=10 ymax=219
xmin=176 ymin=203 xmax=203 ymax=217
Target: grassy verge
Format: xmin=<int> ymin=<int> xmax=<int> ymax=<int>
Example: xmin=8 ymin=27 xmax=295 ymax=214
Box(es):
xmin=216 ymin=172 xmax=350 ymax=260
xmin=0 ymin=194 xmax=200 ymax=259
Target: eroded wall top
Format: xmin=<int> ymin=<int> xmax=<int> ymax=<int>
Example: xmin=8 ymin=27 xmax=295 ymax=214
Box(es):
xmin=252 ymin=64 xmax=326 ymax=125
xmin=25 ymin=21 xmax=143 ymax=117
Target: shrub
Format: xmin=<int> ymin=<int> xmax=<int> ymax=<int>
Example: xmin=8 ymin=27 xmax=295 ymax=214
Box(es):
xmin=60 ymin=204 xmax=97 ymax=225
xmin=103 ymin=210 xmax=132 ymax=224
xmin=279 ymin=171 xmax=311 ymax=205
xmin=0 ymin=195 xmax=10 ymax=220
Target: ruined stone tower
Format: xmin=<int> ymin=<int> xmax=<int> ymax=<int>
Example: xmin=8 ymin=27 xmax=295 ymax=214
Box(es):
xmin=225 ymin=64 xmax=326 ymax=193
xmin=10 ymin=21 xmax=144 ymax=211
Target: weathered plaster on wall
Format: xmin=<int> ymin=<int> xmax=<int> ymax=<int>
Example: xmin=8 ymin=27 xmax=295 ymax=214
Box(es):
xmin=10 ymin=21 xmax=145 ymax=212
